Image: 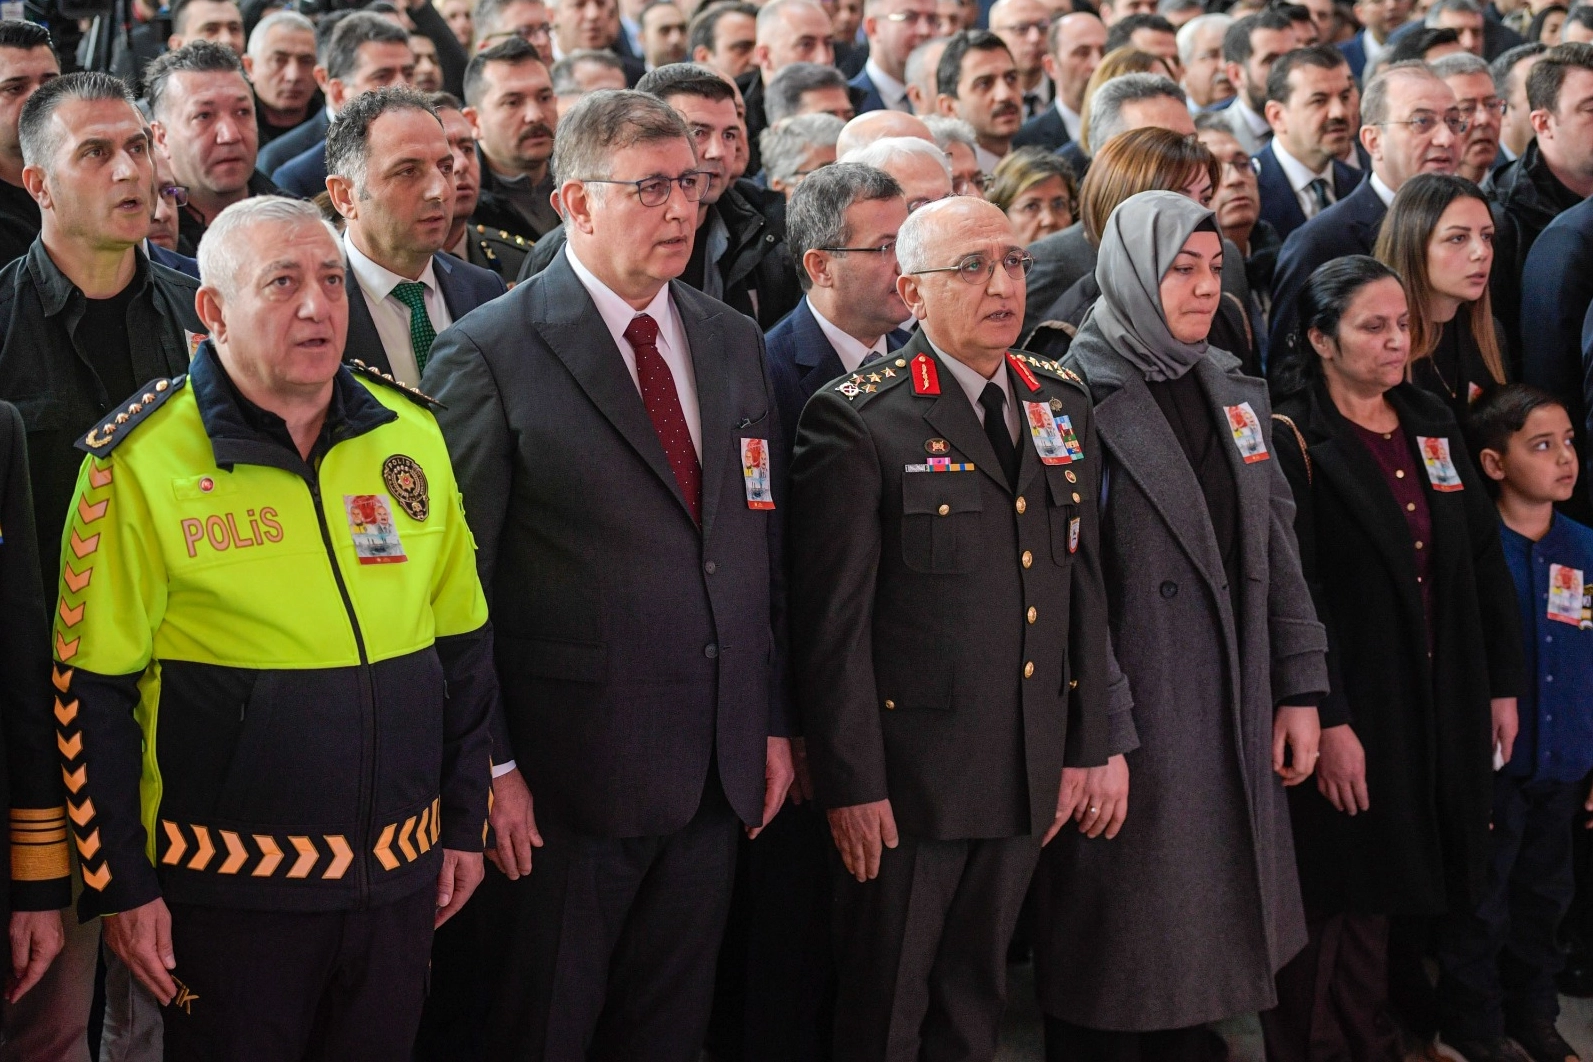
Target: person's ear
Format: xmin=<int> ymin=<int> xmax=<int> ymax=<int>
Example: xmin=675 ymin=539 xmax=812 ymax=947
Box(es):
xmin=561 ymin=179 xmax=597 ymax=233
xmin=1359 ymin=119 xmax=1380 ymax=160
xmin=242 ymin=53 xmax=255 ymax=78
xmin=1263 ymin=98 xmax=1285 ymax=131
xmin=151 ymin=119 xmax=169 ymax=152
xmin=752 ymin=41 xmax=771 ymax=71
xmin=898 ymin=272 xmax=926 ymax=319
xmin=314 ymin=65 xmax=333 ymax=95
xmin=1529 ymin=107 xmax=1552 ymax=139
xmin=195 ymin=285 xmax=227 ymax=343
xmin=1223 ymin=60 xmax=1243 ymax=91
xmin=1478 ymin=445 xmax=1508 ymax=482
xmin=20 ymin=164 xmax=47 ymax=209
xmin=934 ymin=92 xmax=958 ymax=117
xmin=802 ymin=248 xmax=832 ymax=288
xmin=325 ymin=174 xmax=359 ymax=221
xmin=1041 ymin=52 xmax=1059 ymax=82
xmin=1307 ymin=326 xmax=1334 ymax=361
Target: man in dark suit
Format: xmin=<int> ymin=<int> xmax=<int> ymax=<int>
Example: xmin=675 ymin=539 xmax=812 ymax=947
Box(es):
xmin=422 ymin=88 xmax=793 ymax=1062
xmin=267 ymin=13 xmax=416 ymax=197
xmin=549 ymin=0 xmax=645 ymax=82
xmin=1268 ymin=61 xmax=1461 ymax=368
xmin=1255 ymin=45 xmax=1363 ymax=241
xmin=325 ymin=88 xmax=506 ymax=386
xmin=790 ymin=194 xmax=1112 ymax=1062
xmin=850 ymin=0 xmax=937 ymax=112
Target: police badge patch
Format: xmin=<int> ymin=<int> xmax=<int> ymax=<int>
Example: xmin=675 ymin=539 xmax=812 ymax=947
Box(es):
xmin=382 ymin=455 xmax=430 ymax=521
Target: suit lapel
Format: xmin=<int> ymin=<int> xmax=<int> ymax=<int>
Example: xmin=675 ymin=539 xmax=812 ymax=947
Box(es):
xmin=1259 ymin=150 xmax=1306 ymax=235
xmin=531 ymin=253 xmax=698 ymax=523
xmin=432 ymin=252 xmax=467 ymax=320
xmin=680 ymin=287 xmax=729 ymax=538
xmin=344 ymin=278 xmax=392 ymax=376
xmin=793 ymin=301 xmax=846 ymax=398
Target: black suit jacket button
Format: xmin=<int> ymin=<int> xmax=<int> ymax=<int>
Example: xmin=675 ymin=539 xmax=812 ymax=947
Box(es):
xmin=704 ymin=560 xmax=717 ymax=574
xmin=1160 ymin=580 xmax=1178 ymax=598
xmin=704 ymin=643 xmax=719 ymax=658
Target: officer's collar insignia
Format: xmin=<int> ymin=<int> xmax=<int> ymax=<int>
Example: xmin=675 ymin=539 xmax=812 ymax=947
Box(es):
xmin=383 ymin=455 xmax=430 ymax=522
xmin=77 ymin=376 xmax=188 ymax=456
xmin=347 ymin=360 xmax=443 ymax=409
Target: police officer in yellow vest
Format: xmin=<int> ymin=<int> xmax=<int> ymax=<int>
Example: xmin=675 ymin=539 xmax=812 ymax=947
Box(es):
xmin=49 ymin=196 xmax=496 ymax=1062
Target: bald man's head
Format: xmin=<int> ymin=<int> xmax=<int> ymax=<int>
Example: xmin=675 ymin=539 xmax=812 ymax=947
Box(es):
xmin=835 ymin=108 xmax=934 ymax=154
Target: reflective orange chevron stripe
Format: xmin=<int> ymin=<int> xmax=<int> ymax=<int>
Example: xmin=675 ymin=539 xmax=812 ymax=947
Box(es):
xmin=81 ymin=861 xmax=110 ymax=890
xmin=253 ymin=835 xmax=282 ymax=877
xmin=76 ymin=496 xmax=107 ymax=523
xmin=324 ymin=836 xmax=352 ymax=879
xmin=54 ymin=633 xmax=79 ymax=661
xmin=61 ymin=565 xmax=91 ymax=593
xmin=87 ymin=464 xmax=112 ymax=488
xmin=68 ymin=529 xmax=98 ymax=558
xmin=57 ymin=600 xmax=84 ymax=628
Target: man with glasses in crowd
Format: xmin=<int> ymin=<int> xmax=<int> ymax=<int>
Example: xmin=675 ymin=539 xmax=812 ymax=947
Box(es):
xmin=851 ymin=0 xmax=938 ymax=113
xmin=473 ymin=0 xmax=555 ymax=55
xmin=1196 ymin=111 xmax=1281 ymax=308
xmin=1433 ymin=52 xmax=1504 ymax=184
xmin=146 ymin=150 xmax=199 ymax=277
xmin=989 ymin=0 xmax=1057 ymax=119
xmin=788 ymin=193 xmax=1111 ymax=1062
xmin=1013 ymin=12 xmax=1106 ymax=152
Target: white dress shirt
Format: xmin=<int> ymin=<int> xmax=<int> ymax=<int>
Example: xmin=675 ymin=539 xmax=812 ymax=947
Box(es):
xmin=343 ymin=234 xmax=453 ymax=387
xmin=1270 ymin=139 xmax=1338 ymax=220
xmin=565 ymin=243 xmax=703 ymax=459
xmin=864 ymin=57 xmax=911 ymax=112
xmin=1228 ymin=96 xmax=1272 ymax=155
xmin=809 ymin=298 xmax=887 ymax=374
xmin=974 ymin=142 xmax=1006 ymax=176
xmin=932 ymin=338 xmax=1020 ymax=445
xmin=1370 ymin=171 xmax=1397 ymax=207
xmin=1361 ymin=28 xmax=1389 ymax=71
xmin=1055 ymin=99 xmax=1083 ymax=144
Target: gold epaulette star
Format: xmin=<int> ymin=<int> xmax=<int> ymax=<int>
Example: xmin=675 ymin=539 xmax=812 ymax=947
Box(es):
xmin=347 ymin=359 xmax=444 ymax=408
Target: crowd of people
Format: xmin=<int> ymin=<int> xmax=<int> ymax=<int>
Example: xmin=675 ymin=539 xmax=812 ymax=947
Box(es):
xmin=0 ymin=0 xmax=1586 ymax=1058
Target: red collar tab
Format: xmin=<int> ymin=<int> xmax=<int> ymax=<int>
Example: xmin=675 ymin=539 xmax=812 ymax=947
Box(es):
xmin=910 ymin=353 xmax=941 ymax=395
xmin=1007 ymin=352 xmax=1041 ymax=392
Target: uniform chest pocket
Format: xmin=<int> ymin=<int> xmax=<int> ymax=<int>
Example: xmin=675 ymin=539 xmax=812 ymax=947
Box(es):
xmin=1046 ymin=470 xmax=1081 ymax=566
xmin=901 ymin=472 xmax=983 ymax=574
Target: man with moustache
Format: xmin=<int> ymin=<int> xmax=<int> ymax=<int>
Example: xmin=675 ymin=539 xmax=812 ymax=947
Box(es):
xmin=935 ymin=30 xmax=1024 ymax=174
xmin=1220 ymin=9 xmax=1300 ymax=156
xmin=789 ymin=194 xmax=1111 ymax=1062
xmin=1013 ymin=12 xmax=1105 ymax=152
xmin=464 ymin=37 xmax=561 ymax=244
xmin=430 ymin=93 xmax=530 ymax=279
xmin=243 ymin=11 xmax=319 ymax=148
xmin=1268 ymin=60 xmax=1461 ymax=369
xmin=422 ymin=88 xmax=795 ymax=1062
xmin=519 ymin=65 xmax=801 ymax=328
xmin=1257 ymin=45 xmax=1362 ymax=242
xmin=1178 ymin=12 xmax=1235 ymax=111
xmin=1434 ymin=52 xmax=1503 ymax=182
xmin=326 ymin=89 xmax=505 ymax=386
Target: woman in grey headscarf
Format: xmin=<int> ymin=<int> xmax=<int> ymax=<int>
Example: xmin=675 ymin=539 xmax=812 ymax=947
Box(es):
xmin=1032 ymin=190 xmax=1331 ymax=1061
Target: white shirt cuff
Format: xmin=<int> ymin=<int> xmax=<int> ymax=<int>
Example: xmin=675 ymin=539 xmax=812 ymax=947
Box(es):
xmin=491 ymin=759 xmax=518 ymax=779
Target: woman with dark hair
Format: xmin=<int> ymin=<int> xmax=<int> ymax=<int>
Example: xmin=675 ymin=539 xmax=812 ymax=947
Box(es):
xmin=1374 ymin=173 xmax=1511 ymax=420
xmin=1024 ymin=128 xmax=1262 ymax=375
xmin=1528 ymin=4 xmax=1568 ymax=43
xmin=1264 ymin=256 xmax=1524 ymax=1062
xmin=1036 ymin=190 xmax=1330 ymax=1061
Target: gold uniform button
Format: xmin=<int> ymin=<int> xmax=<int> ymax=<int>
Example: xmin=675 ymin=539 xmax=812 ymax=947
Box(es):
xmin=1023 ymin=661 xmax=1035 ymax=678
xmin=884 ymin=699 xmax=896 ymax=710
xmin=937 ymin=503 xmax=950 ymax=516
xmin=1395 ymin=469 xmax=1405 ymax=479
xmin=1065 ymin=470 xmax=1077 ymax=483
xmin=1069 ymin=679 xmax=1078 ymax=689
xmin=1022 ymin=550 xmax=1033 ymax=568
xmin=1026 ymin=606 xmax=1037 ymax=623
xmin=1015 ymin=496 xmax=1027 ymax=514
xmin=1072 ymin=492 xmax=1081 ymax=503
xmin=1406 ymin=502 xmax=1416 ymax=512
xmin=1415 ymin=540 xmax=1424 ymax=550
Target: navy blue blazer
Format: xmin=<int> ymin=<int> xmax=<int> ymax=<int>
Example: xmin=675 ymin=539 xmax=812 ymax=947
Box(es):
xmin=1256 ymin=144 xmax=1365 ymax=242
xmin=1268 ymin=177 xmax=1388 ymax=373
xmin=1339 ymin=31 xmax=1368 ymax=80
xmin=765 ymin=297 xmax=909 ymax=456
xmin=1012 ymin=105 xmax=1069 ymax=151
xmin=147 ymin=241 xmax=199 ymax=279
xmin=848 ymin=67 xmax=889 ymax=114
xmin=271 ymin=138 xmax=328 ymax=199
xmin=345 ymin=250 xmax=508 ymax=378
xmin=258 ymin=108 xmax=329 ymax=176
xmin=1527 ymin=195 xmax=1593 ymax=435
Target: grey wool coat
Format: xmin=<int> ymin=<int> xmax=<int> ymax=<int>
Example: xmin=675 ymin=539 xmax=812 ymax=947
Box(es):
xmin=1034 ymin=325 xmax=1331 ymax=1031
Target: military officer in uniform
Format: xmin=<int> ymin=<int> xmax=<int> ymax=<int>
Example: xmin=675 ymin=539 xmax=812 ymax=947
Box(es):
xmin=788 ymin=195 xmax=1121 ymax=1062
xmin=461 ymin=223 xmax=529 ymax=279
xmin=430 ymin=92 xmax=531 ymax=282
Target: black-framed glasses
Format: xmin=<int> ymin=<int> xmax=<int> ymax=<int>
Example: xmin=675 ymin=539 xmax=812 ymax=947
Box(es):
xmin=909 ymin=249 xmax=1034 ymax=283
xmin=991 ymin=17 xmax=1052 ymax=35
xmin=1381 ymin=112 xmax=1469 ymax=136
xmin=479 ymin=22 xmax=552 ymax=45
xmin=579 ymin=171 xmax=710 ymax=206
xmin=951 ymin=173 xmax=993 ymax=195
xmin=158 ymin=183 xmax=189 ymax=208
xmin=1218 ymin=154 xmax=1261 ymax=177
xmin=1456 ymin=98 xmax=1507 ymax=118
xmin=816 ymin=239 xmax=897 ymax=254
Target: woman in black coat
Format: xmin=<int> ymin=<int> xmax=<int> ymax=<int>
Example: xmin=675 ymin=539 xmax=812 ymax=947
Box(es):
xmin=1265 ymin=257 xmax=1524 ymax=1061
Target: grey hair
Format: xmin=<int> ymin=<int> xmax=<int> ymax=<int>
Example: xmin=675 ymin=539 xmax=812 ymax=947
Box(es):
xmin=765 ymin=61 xmax=849 ymax=124
xmin=839 ymin=134 xmax=951 ymax=179
xmin=1425 ymin=0 xmax=1482 ymax=24
xmin=786 ymin=161 xmax=902 ymax=288
xmin=471 ymin=0 xmax=538 ymax=42
xmin=921 ymin=113 xmax=976 ymax=153
xmin=551 ymin=49 xmax=625 ymax=95
xmin=904 ymin=37 xmax=947 ymax=102
xmin=1159 ymin=0 xmax=1203 ymax=15
xmin=325 ymin=85 xmax=439 ymax=192
xmin=19 ymin=72 xmax=135 ymax=170
xmin=1176 ymin=12 xmax=1231 ymax=65
xmin=551 ymin=89 xmax=689 ymax=227
xmin=760 ymin=112 xmax=844 ymax=187
xmin=197 ymin=196 xmax=340 ymax=299
xmin=756 ymin=0 xmax=825 ymax=40
xmin=247 ymin=10 xmax=314 ymax=59
xmin=894 ymin=194 xmax=949 ymax=274
xmin=1360 ymin=59 xmax=1439 ymax=127
xmin=1086 ymin=72 xmax=1185 ymax=155
xmin=1430 ymin=50 xmax=1490 ymax=79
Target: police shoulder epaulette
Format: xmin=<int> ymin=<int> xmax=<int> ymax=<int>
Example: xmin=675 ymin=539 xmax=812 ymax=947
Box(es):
xmin=831 ymin=355 xmax=912 ymax=403
xmin=347 ymin=360 xmax=444 ymax=409
xmin=76 ymin=376 xmax=188 ymax=456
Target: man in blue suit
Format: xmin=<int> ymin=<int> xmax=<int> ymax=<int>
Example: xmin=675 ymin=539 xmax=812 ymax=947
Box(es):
xmin=324 ymin=87 xmax=506 ymax=385
xmin=1254 ymin=45 xmax=1363 ymax=241
xmin=1338 ymin=0 xmax=1413 ymax=79
xmin=849 ymin=0 xmax=937 ymax=112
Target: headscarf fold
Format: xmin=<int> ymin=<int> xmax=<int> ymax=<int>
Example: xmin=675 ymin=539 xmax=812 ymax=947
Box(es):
xmin=1085 ymin=189 xmax=1218 ymax=382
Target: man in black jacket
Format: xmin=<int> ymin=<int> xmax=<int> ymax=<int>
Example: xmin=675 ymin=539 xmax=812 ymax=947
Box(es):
xmin=521 ymin=63 xmax=801 ymax=327
xmin=0 ymin=23 xmax=57 ymax=272
xmin=464 ymin=37 xmax=562 ymax=243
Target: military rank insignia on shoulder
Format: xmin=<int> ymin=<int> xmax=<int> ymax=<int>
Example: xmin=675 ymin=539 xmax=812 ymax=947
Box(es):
xmin=833 ymin=356 xmax=911 ymax=403
xmin=347 ymin=360 xmax=444 ymax=409
xmin=76 ymin=376 xmax=188 ymax=455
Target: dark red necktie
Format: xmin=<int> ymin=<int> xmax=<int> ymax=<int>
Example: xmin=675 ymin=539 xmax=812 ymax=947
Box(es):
xmin=623 ymin=313 xmax=701 ymax=522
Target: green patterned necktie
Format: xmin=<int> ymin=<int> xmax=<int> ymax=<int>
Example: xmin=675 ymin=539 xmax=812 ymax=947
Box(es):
xmin=391 ymin=281 xmax=436 ymax=373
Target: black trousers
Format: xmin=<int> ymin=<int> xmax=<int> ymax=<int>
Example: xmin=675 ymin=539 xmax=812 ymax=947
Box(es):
xmin=161 ymin=886 xmax=436 ymax=1062
xmin=831 ymin=833 xmax=1039 ymax=1062
xmin=707 ymin=796 xmax=836 ymax=1062
xmin=1261 ymin=910 xmax=1401 ymax=1062
xmin=1434 ymin=773 xmax=1581 ymax=1040
xmin=481 ymin=777 xmax=741 ymax=1062
xmin=1042 ymin=1018 xmax=1227 ymax=1062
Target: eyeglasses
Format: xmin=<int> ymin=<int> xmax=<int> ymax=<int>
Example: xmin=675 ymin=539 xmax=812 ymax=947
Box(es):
xmin=951 ymin=173 xmax=993 ymax=195
xmin=992 ymin=17 xmax=1052 ymax=35
xmin=883 ymin=10 xmax=938 ymax=27
xmin=480 ymin=22 xmax=552 ymax=45
xmin=1219 ymin=154 xmax=1261 ymax=177
xmin=817 ymin=239 xmax=897 ymax=254
xmin=1013 ymin=196 xmax=1074 ymax=218
xmin=158 ymin=183 xmax=189 ymax=208
xmin=1380 ymin=112 xmax=1469 ymax=136
xmin=909 ymin=249 xmax=1034 ymax=283
xmin=1456 ymin=98 xmax=1507 ymax=118
xmin=907 ymin=191 xmax=956 ymax=212
xmin=579 ymin=171 xmax=710 ymax=206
